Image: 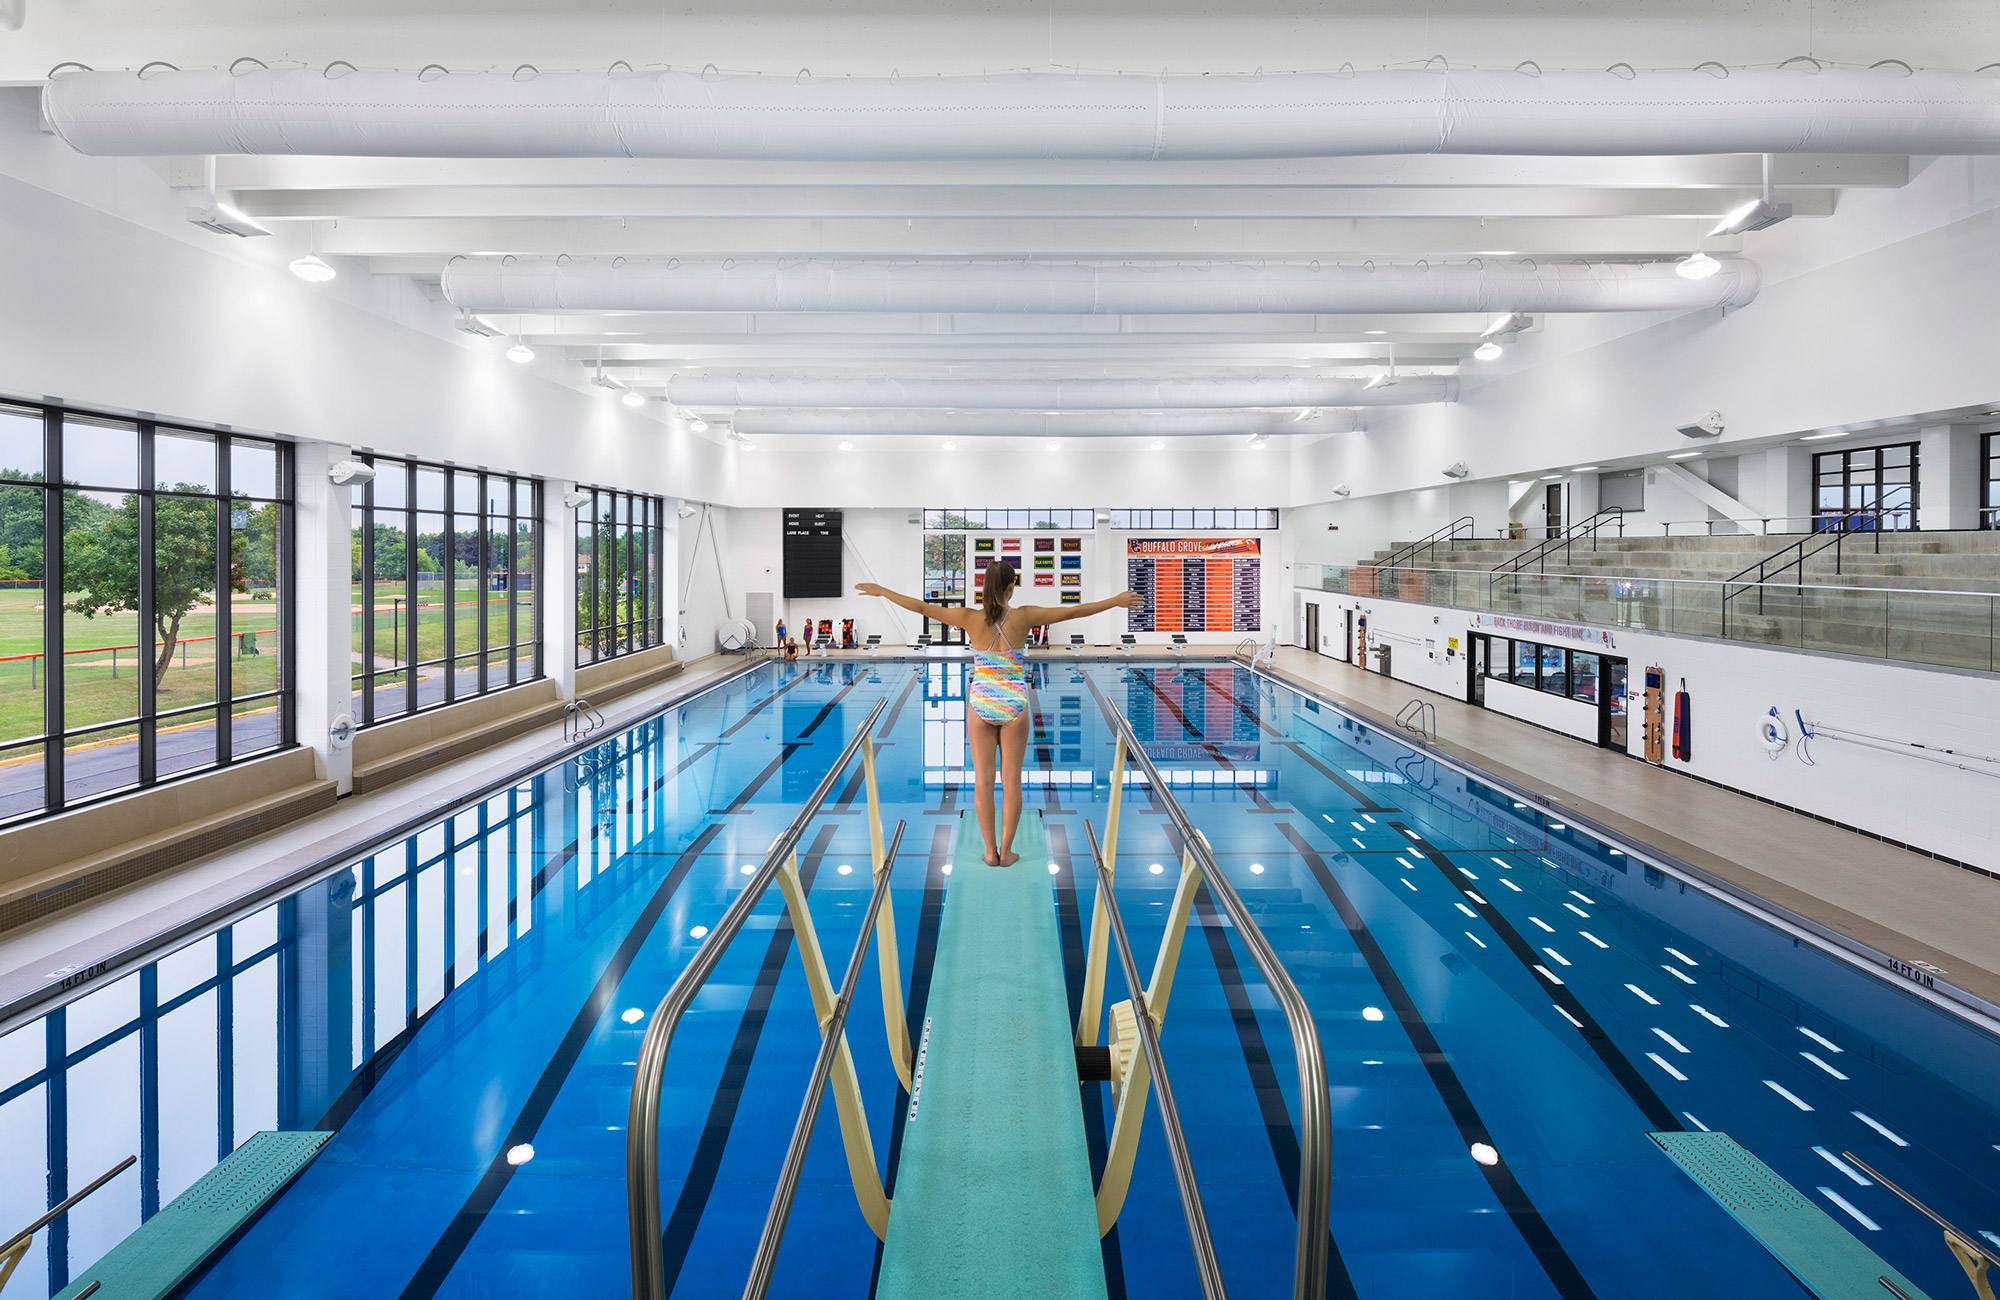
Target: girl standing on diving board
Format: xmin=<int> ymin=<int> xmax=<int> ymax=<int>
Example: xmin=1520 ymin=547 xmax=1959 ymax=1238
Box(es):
xmin=857 ymin=564 xmax=1141 ymax=866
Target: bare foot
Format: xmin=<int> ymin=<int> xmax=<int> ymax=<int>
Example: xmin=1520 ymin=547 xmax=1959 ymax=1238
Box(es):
xmin=981 ymin=849 xmax=1001 ymax=866
xmin=999 ymin=849 xmax=1021 ymax=866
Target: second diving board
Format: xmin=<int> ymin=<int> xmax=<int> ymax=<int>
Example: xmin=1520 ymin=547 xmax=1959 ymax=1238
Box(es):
xmin=875 ymin=811 xmax=1110 ymax=1300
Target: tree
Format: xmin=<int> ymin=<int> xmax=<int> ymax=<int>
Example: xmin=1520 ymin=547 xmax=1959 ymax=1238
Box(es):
xmin=65 ymin=487 xmax=246 ymax=689
xmin=0 ymin=476 xmax=111 ymax=582
xmin=0 ymin=544 xmax=28 ymax=582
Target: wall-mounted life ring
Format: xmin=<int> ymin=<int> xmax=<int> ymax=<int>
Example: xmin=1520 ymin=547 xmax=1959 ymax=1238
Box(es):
xmin=1758 ymin=707 xmax=1789 ymax=756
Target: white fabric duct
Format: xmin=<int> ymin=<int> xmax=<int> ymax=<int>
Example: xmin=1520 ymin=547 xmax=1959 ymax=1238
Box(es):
xmin=445 ymin=257 xmax=1757 ymax=314
xmin=43 ymin=66 xmax=2000 ymax=159
xmin=725 ymin=409 xmax=1359 ymax=437
xmin=667 ymin=375 xmax=1456 ymax=408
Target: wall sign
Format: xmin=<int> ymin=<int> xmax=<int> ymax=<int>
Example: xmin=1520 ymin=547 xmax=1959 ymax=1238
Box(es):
xmin=1470 ymin=612 xmax=1617 ymax=649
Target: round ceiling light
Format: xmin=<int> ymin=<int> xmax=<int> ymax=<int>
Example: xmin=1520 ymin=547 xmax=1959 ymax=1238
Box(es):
xmin=1473 ymin=341 xmax=1504 ymax=361
xmin=288 ymin=254 xmax=336 ymax=283
xmin=1149 ymin=440 xmax=1166 ymax=452
xmin=837 ymin=440 xmax=854 ymax=451
xmin=621 ymin=389 xmax=645 ymax=408
xmin=1676 ymin=251 xmax=1721 ymax=280
xmin=505 ymin=342 xmax=534 ymax=364
xmin=941 ymin=439 xmax=958 ymax=451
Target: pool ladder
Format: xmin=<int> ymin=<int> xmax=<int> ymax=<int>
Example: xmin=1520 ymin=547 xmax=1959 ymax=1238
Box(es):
xmin=562 ymin=697 xmax=605 ymax=744
xmin=1395 ymin=697 xmax=1438 ymax=742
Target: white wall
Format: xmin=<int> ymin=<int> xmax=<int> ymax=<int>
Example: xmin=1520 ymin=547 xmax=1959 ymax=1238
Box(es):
xmin=1295 ymin=584 xmax=2000 ymax=871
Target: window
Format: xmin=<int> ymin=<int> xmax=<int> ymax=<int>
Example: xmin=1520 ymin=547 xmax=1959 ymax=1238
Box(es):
xmin=350 ymin=457 xmax=539 ymax=727
xmin=576 ymin=488 xmax=665 ymax=665
xmin=1108 ymin=508 xmax=1279 ymax=529
xmin=922 ymin=508 xmax=1093 ymax=530
xmin=1814 ymin=442 xmax=1918 ymax=531
xmin=0 ymin=404 xmax=293 ymax=825
xmin=1984 ymin=432 xmax=1998 ymax=530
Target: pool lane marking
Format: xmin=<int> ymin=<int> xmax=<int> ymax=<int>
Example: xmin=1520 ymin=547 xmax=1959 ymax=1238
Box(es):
xmin=875 ymin=665 xmax=924 ymax=737
xmin=1130 ymin=669 xmax=1285 ymax=812
xmin=866 ymin=824 xmax=955 ymax=1300
xmin=392 ymin=818 xmax=729 ymax=1300
xmin=1193 ymin=664 xmax=1390 ymax=812
xmin=719 ymin=672 xmax=811 ymax=737
xmin=1277 ymin=824 xmax=1601 ymax=1300
xmin=1376 ymin=822 xmax=1681 ymax=1133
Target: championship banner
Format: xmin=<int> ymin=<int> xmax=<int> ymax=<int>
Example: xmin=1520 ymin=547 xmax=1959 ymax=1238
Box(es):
xmin=1126 ymin=537 xmax=1261 ymax=559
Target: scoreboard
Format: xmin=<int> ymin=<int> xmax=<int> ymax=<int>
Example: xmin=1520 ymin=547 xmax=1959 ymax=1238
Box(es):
xmin=783 ymin=509 xmax=843 ymax=598
xmin=1125 ymin=537 xmax=1261 ymax=633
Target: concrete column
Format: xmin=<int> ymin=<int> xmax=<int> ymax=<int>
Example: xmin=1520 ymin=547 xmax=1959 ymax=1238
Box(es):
xmin=1917 ymin=424 xmax=1982 ymax=530
xmin=543 ymin=480 xmax=578 ymax=700
xmin=293 ymin=441 xmax=354 ymax=794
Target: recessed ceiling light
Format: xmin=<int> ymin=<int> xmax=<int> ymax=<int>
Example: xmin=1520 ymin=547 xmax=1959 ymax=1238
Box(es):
xmin=837 ymin=440 xmax=854 ymax=451
xmin=1541 ymin=474 xmax=1563 ymax=480
xmin=686 ymin=416 xmax=708 ymax=432
xmin=1363 ymin=329 xmax=1387 ymax=335
xmin=1149 ymin=862 xmax=1164 ymax=874
xmin=505 ymin=1143 xmax=535 ymax=1166
xmin=941 ymin=439 xmax=958 ymax=451
xmin=505 ymin=342 xmax=534 ymax=364
xmin=1473 ymin=341 xmax=1503 ymax=361
xmin=1470 ymin=1142 xmax=1500 ymax=1167
xmin=1046 ymin=440 xmax=1061 ymax=452
xmin=1362 ymin=1006 xmax=1385 ymax=1022
xmin=1149 ymin=440 xmax=1165 ymax=451
xmin=1667 ymin=451 xmax=1703 ymax=459
xmin=1676 ymin=251 xmax=1721 ymax=280
xmin=288 ymin=254 xmax=336 ymax=283
xmin=1570 ymin=466 xmax=1601 ymax=472
xmin=1800 ymin=431 xmax=1851 ymax=441
xmin=1249 ymin=863 xmax=1265 ymax=873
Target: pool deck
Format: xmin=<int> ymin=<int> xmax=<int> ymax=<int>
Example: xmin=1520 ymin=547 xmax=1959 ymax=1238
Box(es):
xmin=1251 ymin=646 xmax=2000 ymax=1013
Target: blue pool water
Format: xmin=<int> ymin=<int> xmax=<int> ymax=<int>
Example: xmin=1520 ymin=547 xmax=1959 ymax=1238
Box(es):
xmin=4 ymin=658 xmax=1997 ymax=1299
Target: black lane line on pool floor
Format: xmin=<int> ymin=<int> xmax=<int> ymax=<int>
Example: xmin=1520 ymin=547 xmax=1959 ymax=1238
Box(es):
xmin=719 ymin=672 xmax=810 ymax=737
xmin=1277 ymin=822 xmax=1601 ymax=1300
xmin=393 ymin=818 xmax=729 ymax=1300
xmin=1384 ymin=820 xmax=1680 ymax=1134
xmin=875 ymin=665 xmax=923 ymax=736
xmin=1079 ymin=675 xmax=1364 ymax=1300
xmin=866 ymin=822 xmax=953 ymax=1300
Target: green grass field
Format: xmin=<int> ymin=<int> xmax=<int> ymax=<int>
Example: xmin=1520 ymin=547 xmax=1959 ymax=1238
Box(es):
xmin=0 ymin=581 xmax=558 ymax=751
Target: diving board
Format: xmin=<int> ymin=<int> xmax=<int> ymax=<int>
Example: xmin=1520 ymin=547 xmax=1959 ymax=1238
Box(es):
xmin=1650 ymin=1131 xmax=1937 ymax=1300
xmin=875 ymin=812 xmax=1109 ymax=1300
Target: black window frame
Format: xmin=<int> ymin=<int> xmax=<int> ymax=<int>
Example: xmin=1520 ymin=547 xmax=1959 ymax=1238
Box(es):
xmin=0 ymin=401 xmax=295 ymax=827
xmin=921 ymin=508 xmax=1095 ymax=530
xmin=1983 ymin=431 xmax=1998 ymax=530
xmin=1813 ymin=441 xmax=1919 ymax=532
xmin=1107 ymin=508 xmax=1280 ymax=530
xmin=350 ymin=455 xmax=541 ymax=728
xmin=575 ymin=487 xmax=665 ymax=666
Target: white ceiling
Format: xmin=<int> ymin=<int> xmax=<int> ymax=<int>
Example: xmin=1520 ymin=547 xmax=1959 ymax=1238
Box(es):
xmin=7 ymin=1 xmax=1994 ymax=443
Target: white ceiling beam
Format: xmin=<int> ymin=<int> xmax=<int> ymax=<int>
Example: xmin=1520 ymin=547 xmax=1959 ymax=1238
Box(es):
xmin=241 ymin=185 xmax=1836 ymax=221
xmin=492 ymin=310 xmax=1507 ymax=338
xmin=210 ymin=153 xmax=1907 ymax=190
xmin=569 ymin=341 xmax=1468 ymax=363
xmin=335 ymin=216 xmax=1738 ymax=260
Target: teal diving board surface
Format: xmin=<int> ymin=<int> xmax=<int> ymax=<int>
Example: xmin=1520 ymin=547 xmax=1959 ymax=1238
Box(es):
xmin=875 ymin=812 xmax=1110 ymax=1300
xmin=1650 ymin=1131 xmax=1936 ymax=1300
xmin=54 ymin=1130 xmax=332 ymax=1300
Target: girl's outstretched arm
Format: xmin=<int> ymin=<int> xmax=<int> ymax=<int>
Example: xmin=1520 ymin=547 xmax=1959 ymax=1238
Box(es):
xmin=1017 ymin=590 xmax=1144 ymax=625
xmin=854 ymin=582 xmax=975 ymax=628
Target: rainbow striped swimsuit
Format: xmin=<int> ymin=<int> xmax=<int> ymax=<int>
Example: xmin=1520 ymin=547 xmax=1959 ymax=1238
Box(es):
xmin=969 ymin=624 xmax=1028 ymax=724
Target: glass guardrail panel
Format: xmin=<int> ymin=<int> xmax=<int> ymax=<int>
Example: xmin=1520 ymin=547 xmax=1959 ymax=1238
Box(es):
xmin=1797 ymin=586 xmax=1886 ymax=660
xmin=1884 ymin=589 xmax=1996 ymax=673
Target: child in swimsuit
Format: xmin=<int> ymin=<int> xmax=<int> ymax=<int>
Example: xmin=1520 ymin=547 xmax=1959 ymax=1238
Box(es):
xmin=857 ymin=565 xmax=1140 ymax=867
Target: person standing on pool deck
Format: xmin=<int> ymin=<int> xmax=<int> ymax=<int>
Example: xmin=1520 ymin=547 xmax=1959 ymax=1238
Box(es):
xmin=857 ymin=565 xmax=1141 ymax=866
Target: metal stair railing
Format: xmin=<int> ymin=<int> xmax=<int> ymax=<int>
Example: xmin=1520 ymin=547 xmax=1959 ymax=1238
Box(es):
xmin=1378 ymin=515 xmax=1476 ymax=569
xmin=1489 ymin=507 xmax=1627 ymax=583
xmin=627 ymin=697 xmax=916 ymax=1300
xmin=1720 ymin=508 xmax=1898 ymax=635
xmin=1079 ymin=713 xmax=1332 ymax=1300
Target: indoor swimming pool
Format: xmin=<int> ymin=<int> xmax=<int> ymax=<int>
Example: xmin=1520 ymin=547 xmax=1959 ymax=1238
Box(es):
xmin=4 ymin=657 xmax=1996 ymax=1300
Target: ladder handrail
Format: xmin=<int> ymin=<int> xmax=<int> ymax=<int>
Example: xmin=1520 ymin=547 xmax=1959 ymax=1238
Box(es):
xmin=1095 ymin=705 xmax=1332 ymax=1300
xmin=627 ymin=696 xmax=890 ymax=1300
xmin=1490 ymin=507 xmax=1627 ymax=579
xmin=1082 ymin=819 xmax=1228 ymax=1300
xmin=743 ymin=819 xmax=908 ymax=1300
xmin=1378 ymin=515 xmax=1476 ymax=569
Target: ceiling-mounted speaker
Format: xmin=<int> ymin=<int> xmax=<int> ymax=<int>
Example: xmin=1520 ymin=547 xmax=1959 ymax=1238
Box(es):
xmin=328 ymin=460 xmax=376 ymax=487
xmin=907 ymin=511 xmax=921 ymax=525
xmin=561 ymin=490 xmax=591 ymax=509
xmin=1332 ymin=484 xmax=1353 ymax=497
xmin=1442 ymin=461 xmax=1471 ymax=480
xmin=1676 ymin=411 xmax=1724 ymax=439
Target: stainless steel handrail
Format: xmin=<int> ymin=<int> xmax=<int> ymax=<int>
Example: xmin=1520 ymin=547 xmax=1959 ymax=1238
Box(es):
xmin=742 ymin=819 xmax=907 ymax=1300
xmin=0 ymin=1155 xmax=135 ymax=1257
xmin=1099 ymin=705 xmax=1331 ymax=1300
xmin=627 ymin=696 xmax=889 ymax=1300
xmin=1083 ymin=820 xmax=1229 ymax=1300
xmin=1841 ymin=1151 xmax=2000 ymax=1270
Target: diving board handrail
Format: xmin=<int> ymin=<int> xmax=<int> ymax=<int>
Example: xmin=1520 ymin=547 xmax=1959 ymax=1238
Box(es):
xmin=0 ymin=1154 xmax=135 ymax=1294
xmin=1095 ymin=705 xmax=1333 ymax=1300
xmin=1082 ymin=819 xmax=1229 ymax=1300
xmin=1841 ymin=1151 xmax=2000 ymax=1290
xmin=627 ymin=696 xmax=890 ymax=1300
xmin=744 ymin=819 xmax=909 ymax=1300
